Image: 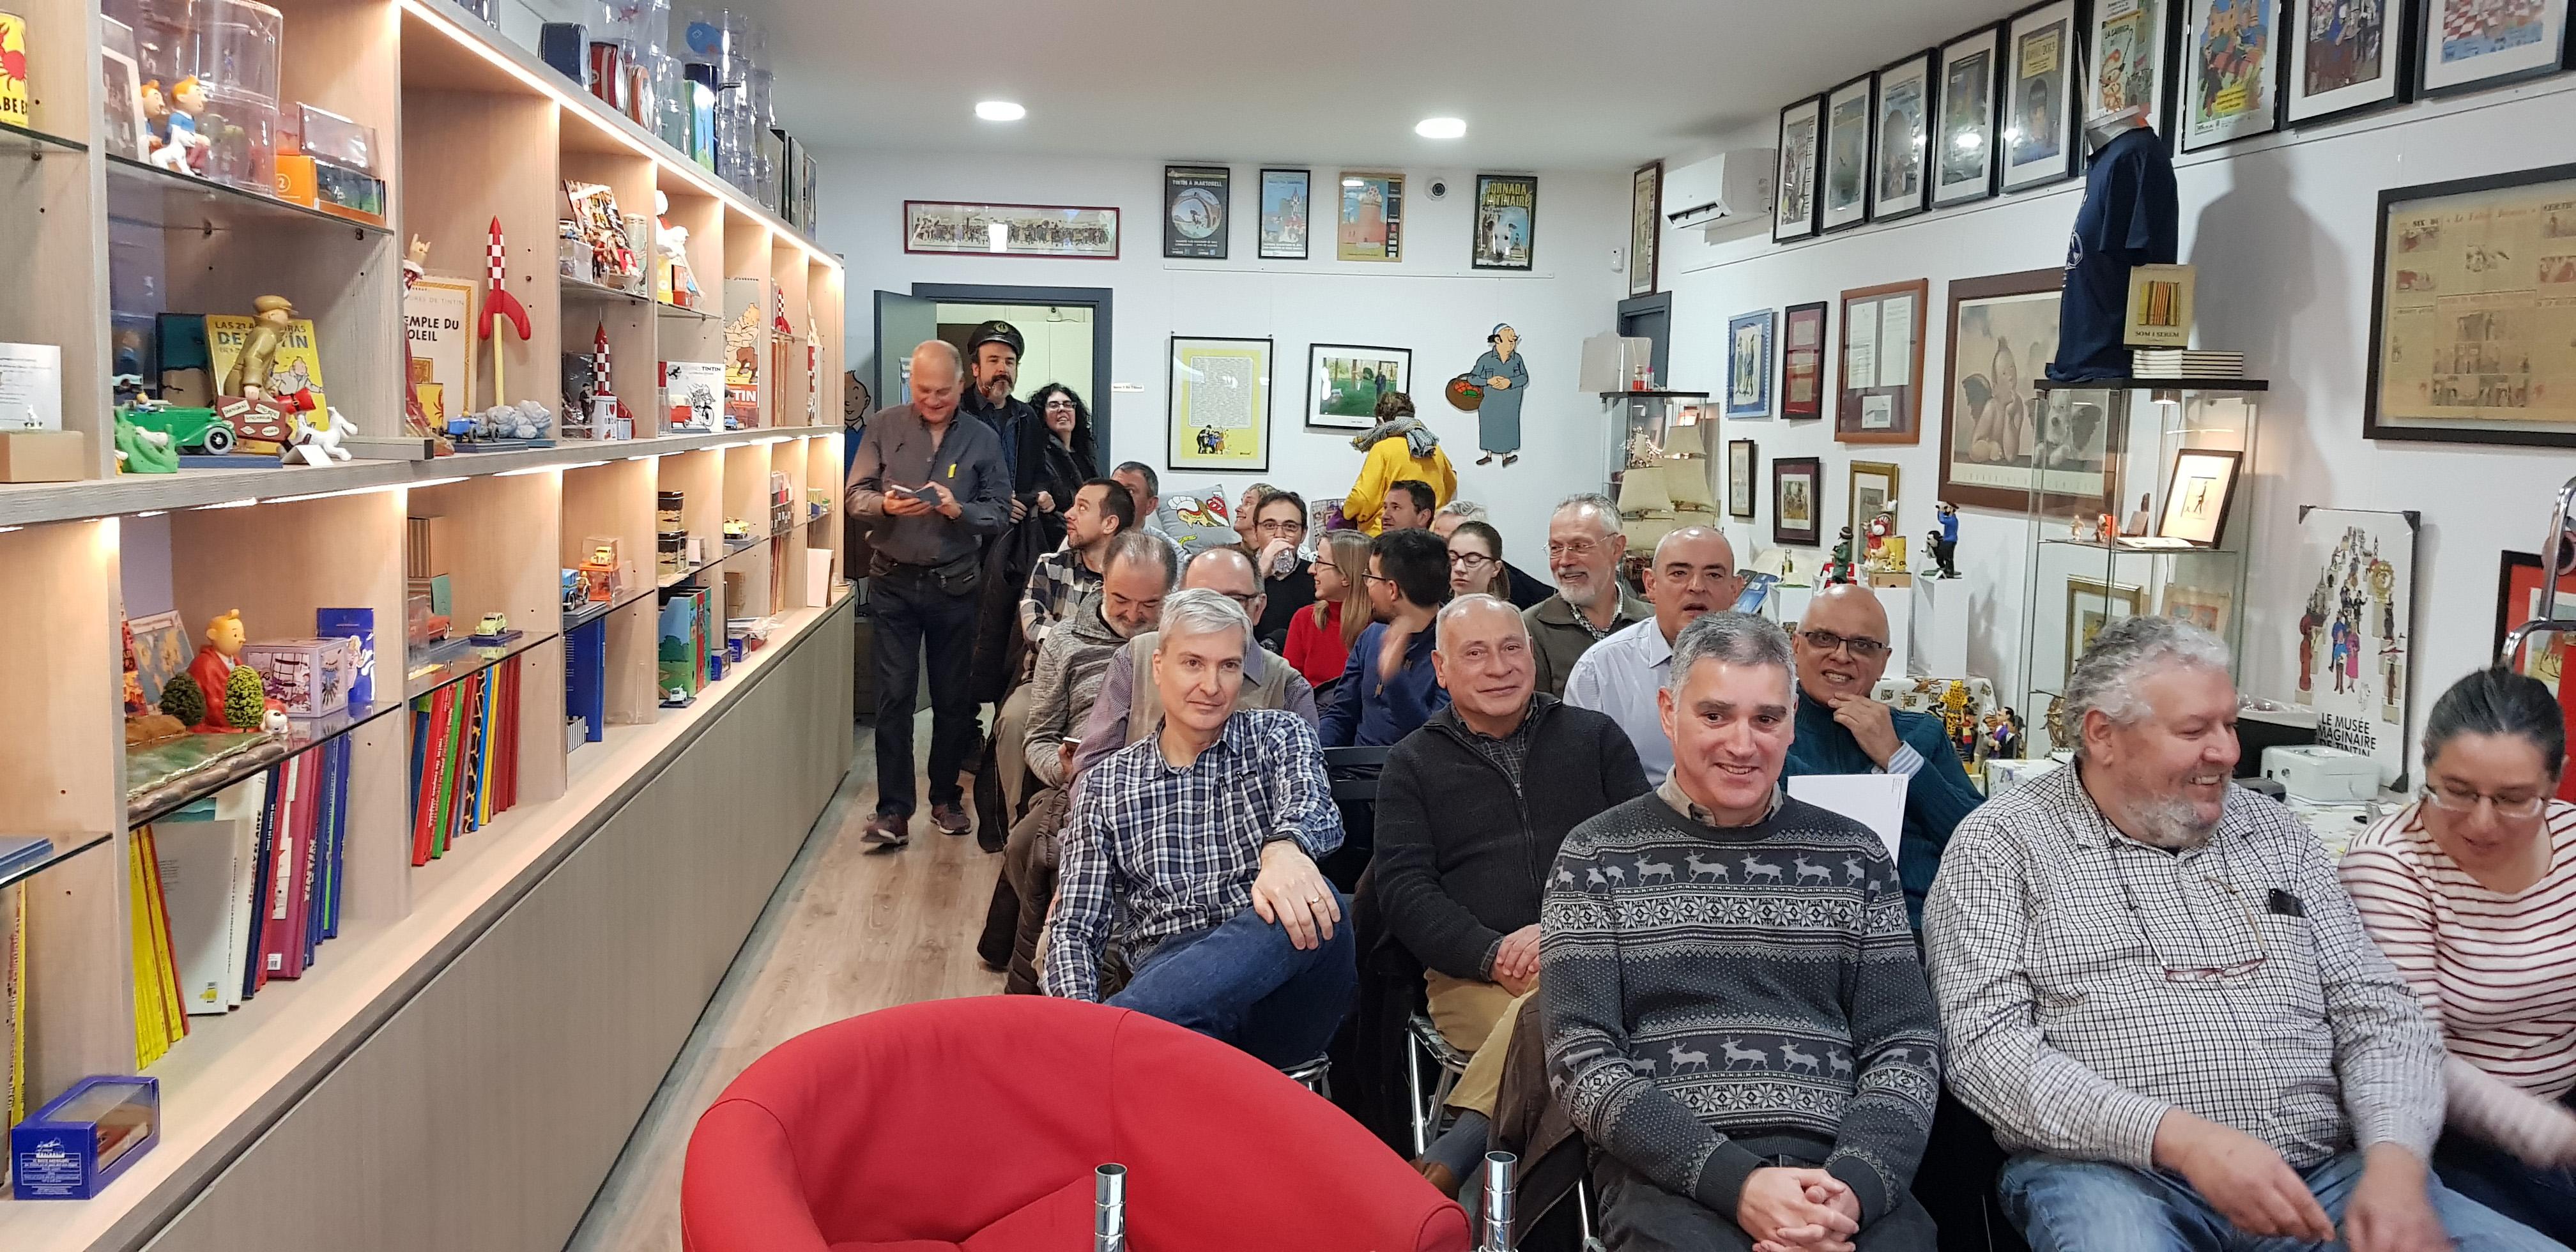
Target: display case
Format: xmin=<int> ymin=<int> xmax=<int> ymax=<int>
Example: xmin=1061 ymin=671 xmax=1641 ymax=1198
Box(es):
xmin=2019 ymin=379 xmax=2266 ymax=754
xmin=1601 ymin=390 xmax=1713 ymax=559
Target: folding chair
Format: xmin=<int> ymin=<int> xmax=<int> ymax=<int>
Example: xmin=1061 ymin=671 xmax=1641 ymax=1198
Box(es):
xmin=1406 ymin=1011 xmax=1475 ymax=1156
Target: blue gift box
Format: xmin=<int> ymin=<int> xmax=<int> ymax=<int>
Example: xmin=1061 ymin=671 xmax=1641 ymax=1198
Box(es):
xmin=12 ymin=1076 xmax=159 ymax=1200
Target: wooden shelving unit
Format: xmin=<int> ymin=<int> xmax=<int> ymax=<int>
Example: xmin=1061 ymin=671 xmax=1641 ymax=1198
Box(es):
xmin=0 ymin=1 xmax=847 ymax=1245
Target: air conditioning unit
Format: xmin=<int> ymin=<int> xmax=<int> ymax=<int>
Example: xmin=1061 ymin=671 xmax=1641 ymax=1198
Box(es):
xmin=1664 ymin=150 xmax=1775 ymax=236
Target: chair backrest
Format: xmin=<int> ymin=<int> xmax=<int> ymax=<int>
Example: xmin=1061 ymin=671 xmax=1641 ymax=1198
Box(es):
xmin=1326 ymin=744 xmax=1393 ymax=803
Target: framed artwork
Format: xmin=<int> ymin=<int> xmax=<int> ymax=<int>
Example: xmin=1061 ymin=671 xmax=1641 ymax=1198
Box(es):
xmin=2157 ymin=448 xmax=2244 ymax=544
xmin=1820 ymin=73 xmax=1875 ymax=232
xmin=1849 ymin=460 xmax=1901 ymax=538
xmin=1775 ymin=98 xmax=1824 ymax=241
xmin=2089 ymin=0 xmax=2177 ymax=130
xmin=1629 ymin=161 xmax=1662 ymax=295
xmin=101 ymin=48 xmax=150 ymax=161
xmin=1337 ymin=172 xmax=1404 ymax=262
xmin=1726 ymin=310 xmax=1775 ymax=418
xmin=2162 ymin=582 xmax=2236 ymax=634
xmin=1774 ymin=456 xmax=1823 ymax=546
xmin=1728 ymin=439 xmax=1758 ymax=518
xmin=2003 ymin=0 xmax=2082 ymax=191
xmin=2067 ymin=576 xmax=2148 ymax=660
xmin=2181 ymin=0 xmax=2287 ymax=150
xmin=1473 ymin=174 xmax=1537 ymax=270
xmin=2493 ymin=549 xmax=2576 ymax=801
xmin=2366 ymin=163 xmax=2576 ymax=447
xmin=1782 ymin=302 xmax=1830 ymax=418
xmin=1259 ymin=169 xmax=1311 ymax=260
xmin=1164 ymin=165 xmax=1230 ymax=259
xmin=2288 ymin=0 xmax=2412 ymax=121
xmin=1935 ymin=26 xmax=2005 ymax=207
xmin=2294 ymin=507 xmax=2420 ymax=788
xmin=904 ymin=201 xmax=1119 ymax=259
xmin=2418 ymin=0 xmax=2570 ymax=96
xmin=1305 ymin=344 xmax=1411 ymax=431
xmin=1874 ymin=52 xmax=1935 ymax=223
xmin=1167 ymin=336 xmax=1273 ymax=471
xmin=1836 ymin=279 xmax=1928 ymax=444
xmin=1940 ymin=267 xmax=2069 ymax=511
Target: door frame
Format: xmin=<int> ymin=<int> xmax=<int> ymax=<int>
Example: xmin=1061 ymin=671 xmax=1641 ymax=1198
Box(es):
xmin=910 ymin=282 xmax=1116 ymax=459
xmin=1616 ymin=292 xmax=1673 ymax=390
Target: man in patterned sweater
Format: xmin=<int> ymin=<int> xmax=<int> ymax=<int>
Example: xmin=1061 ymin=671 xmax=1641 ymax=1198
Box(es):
xmin=1543 ymin=611 xmax=1942 ymax=1251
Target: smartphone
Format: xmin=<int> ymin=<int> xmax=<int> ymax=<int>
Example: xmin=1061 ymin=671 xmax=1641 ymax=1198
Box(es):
xmin=897 ymin=484 xmax=940 ymax=505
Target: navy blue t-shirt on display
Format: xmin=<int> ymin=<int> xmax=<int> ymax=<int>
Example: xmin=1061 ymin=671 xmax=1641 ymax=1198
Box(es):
xmin=2048 ymin=125 xmax=2178 ymax=381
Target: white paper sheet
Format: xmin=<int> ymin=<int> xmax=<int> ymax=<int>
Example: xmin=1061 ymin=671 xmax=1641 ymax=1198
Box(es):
xmin=1877 ymin=294 xmax=1915 ymax=388
xmin=1786 ymin=772 xmax=1908 ymax=862
xmin=1845 ymin=300 xmax=1878 ymax=388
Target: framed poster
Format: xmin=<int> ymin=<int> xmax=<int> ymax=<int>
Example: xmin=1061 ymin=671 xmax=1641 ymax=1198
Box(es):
xmin=1940 ymin=268 xmax=2069 ymax=511
xmin=2089 ymin=0 xmax=2175 ymax=130
xmin=1782 ymin=302 xmax=1830 ymax=418
xmin=1935 ymin=27 xmax=2005 ymax=207
xmin=101 ymin=47 xmax=150 ymax=161
xmin=1821 ymin=74 xmax=1876 ymax=232
xmin=2158 ymin=448 xmax=2244 ymax=544
xmin=2366 ymin=163 xmax=2576 ymax=447
xmin=1729 ymin=439 xmax=1758 ymax=518
xmin=1259 ymin=169 xmax=1311 ymax=260
xmin=1168 ymin=336 xmax=1273 ymax=471
xmin=2494 ymin=549 xmax=2576 ymax=801
xmin=2003 ymin=0 xmax=2082 ymax=191
xmin=1164 ymin=165 xmax=1229 ymax=259
xmin=2181 ymin=0 xmax=2287 ymax=150
xmin=1305 ymin=343 xmax=1411 ymax=431
xmin=1836 ymin=279 xmax=1928 ymax=444
xmin=1874 ymin=52 xmax=1935 ymax=222
xmin=402 ymin=275 xmax=479 ymax=434
xmin=904 ymin=201 xmax=1119 ymax=259
xmin=1337 ymin=172 xmax=1404 ymax=262
xmin=1775 ymin=98 xmax=1825 ymax=241
xmin=1774 ymin=456 xmax=1823 ymax=547
xmin=2294 ymin=507 xmax=2420 ymax=788
xmin=2067 ymin=576 xmax=2148 ymax=660
xmin=1629 ymin=161 xmax=1662 ymax=295
xmin=2288 ymin=0 xmax=2412 ymax=120
xmin=2418 ymin=0 xmax=2570 ymax=96
xmin=2162 ymin=582 xmax=2236 ymax=634
xmin=1726 ymin=310 xmax=1775 ymax=418
xmin=1474 ymin=174 xmax=1537 ymax=270
xmin=1849 ymin=460 xmax=1901 ymax=538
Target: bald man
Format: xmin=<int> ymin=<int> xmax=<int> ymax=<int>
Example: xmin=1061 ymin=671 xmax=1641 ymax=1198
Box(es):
xmin=847 ymin=339 xmax=1011 ymax=845
xmin=1563 ymin=526 xmax=1744 ymax=780
xmin=1783 ymin=583 xmax=1981 ymax=930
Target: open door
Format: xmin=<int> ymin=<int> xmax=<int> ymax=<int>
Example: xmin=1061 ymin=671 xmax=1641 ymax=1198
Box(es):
xmin=873 ymin=291 xmax=939 ymax=408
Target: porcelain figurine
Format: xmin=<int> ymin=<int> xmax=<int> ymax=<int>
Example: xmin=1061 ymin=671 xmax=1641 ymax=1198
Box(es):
xmin=186 ymin=609 xmax=248 ymax=729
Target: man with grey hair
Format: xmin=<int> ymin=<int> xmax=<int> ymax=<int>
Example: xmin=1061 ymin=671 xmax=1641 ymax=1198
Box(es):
xmin=1545 ymin=611 xmax=1942 ymax=1249
xmin=1043 ymin=588 xmax=1355 ymax=1067
xmin=847 ymin=338 xmax=1010 ymax=845
xmin=1068 ymin=546 xmax=1318 ymax=777
xmin=1527 ymin=492 xmax=1649 ymax=698
xmin=1565 ymin=524 xmax=1743 ymax=777
xmin=1927 ymin=616 xmax=2553 ymax=1251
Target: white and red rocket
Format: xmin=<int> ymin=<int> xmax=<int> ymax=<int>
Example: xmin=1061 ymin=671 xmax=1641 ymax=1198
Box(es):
xmin=480 ymin=217 xmax=533 ymax=405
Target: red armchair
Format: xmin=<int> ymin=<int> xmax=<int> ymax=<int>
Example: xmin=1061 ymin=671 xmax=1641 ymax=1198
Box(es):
xmin=680 ymin=995 xmax=1470 ymax=1252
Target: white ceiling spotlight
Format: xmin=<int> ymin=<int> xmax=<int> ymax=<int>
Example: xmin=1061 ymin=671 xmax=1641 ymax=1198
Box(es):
xmin=1414 ymin=116 xmax=1467 ymax=139
xmin=975 ymin=100 xmax=1026 ymax=122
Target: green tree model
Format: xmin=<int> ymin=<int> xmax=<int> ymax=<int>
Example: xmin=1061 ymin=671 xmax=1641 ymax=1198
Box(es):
xmin=224 ymin=663 xmax=266 ymax=730
xmin=158 ymin=672 xmax=207 ymax=727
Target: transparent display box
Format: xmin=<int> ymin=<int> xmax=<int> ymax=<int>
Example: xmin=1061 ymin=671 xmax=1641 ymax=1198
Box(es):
xmin=2019 ymin=379 xmax=2266 ymax=754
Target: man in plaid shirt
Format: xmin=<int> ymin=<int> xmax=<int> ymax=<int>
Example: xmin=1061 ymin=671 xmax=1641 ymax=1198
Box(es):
xmin=1926 ymin=616 xmax=2559 ymax=1251
xmin=1016 ymin=477 xmax=1135 ymax=650
xmin=1043 ymin=588 xmax=1354 ymax=1067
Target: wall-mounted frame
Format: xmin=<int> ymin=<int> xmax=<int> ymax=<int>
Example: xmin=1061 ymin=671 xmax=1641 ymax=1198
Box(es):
xmin=2157 ymin=447 xmax=2244 ymax=545
xmin=1775 ymin=96 xmax=1825 ymax=242
xmin=1874 ymin=50 xmax=1936 ymax=224
xmin=1258 ymin=168 xmax=1311 ymax=260
xmin=1849 ymin=459 xmax=1901 ymax=540
xmin=1726 ymin=309 xmax=1775 ymax=418
xmin=2179 ymin=0 xmax=2287 ymax=151
xmin=1820 ymin=73 xmax=1876 ymax=232
xmin=1168 ymin=335 xmax=1273 ymax=471
xmin=1774 ymin=455 xmax=1823 ymax=546
xmin=1836 ymin=279 xmax=1929 ymax=444
xmin=1940 ymin=267 xmax=2066 ymax=511
xmin=1163 ymin=165 xmax=1230 ymax=260
xmin=903 ymin=201 xmax=1121 ymax=259
xmin=1934 ymin=25 xmax=2005 ymax=207
xmin=1473 ymin=174 xmax=1537 ymax=271
xmin=2066 ymin=576 xmax=2148 ymax=662
xmin=2085 ymin=0 xmax=2177 ymax=134
xmin=1729 ymin=439 xmax=1758 ymax=518
xmin=2417 ymin=0 xmax=2570 ymax=97
xmin=2365 ymin=162 xmax=2576 ymax=448
xmin=1782 ymin=301 xmax=1830 ymax=419
xmin=1338 ymin=172 xmax=1404 ymax=263
xmin=1629 ymin=160 xmax=1662 ymax=294
xmin=2287 ymin=0 xmax=2415 ymax=122
xmin=2002 ymin=0 xmax=2083 ymax=191
xmin=1305 ymin=342 xmax=1411 ymax=431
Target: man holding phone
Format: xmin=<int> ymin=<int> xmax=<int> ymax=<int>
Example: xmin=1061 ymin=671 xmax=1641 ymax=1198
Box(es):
xmin=847 ymin=339 xmax=1010 ymax=846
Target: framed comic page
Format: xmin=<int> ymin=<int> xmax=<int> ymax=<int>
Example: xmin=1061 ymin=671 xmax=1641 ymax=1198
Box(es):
xmin=1874 ymin=50 xmax=1936 ymax=222
xmin=2180 ymin=0 xmax=2288 ymax=150
xmin=2366 ymin=162 xmax=2576 ymax=447
xmin=1935 ymin=26 xmax=2005 ymax=206
xmin=2418 ymin=0 xmax=2572 ymax=96
xmin=2087 ymin=0 xmax=2177 ymax=132
xmin=2003 ymin=0 xmax=2083 ymax=191
xmin=2287 ymin=0 xmax=2414 ymax=121
xmin=1775 ymin=96 xmax=1825 ymax=241
xmin=1820 ymin=73 xmax=1876 ymax=232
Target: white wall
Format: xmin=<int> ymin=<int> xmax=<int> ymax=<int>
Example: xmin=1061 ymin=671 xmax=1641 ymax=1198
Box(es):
xmin=813 ymin=149 xmax=1632 ymax=565
xmin=1664 ymin=75 xmax=2576 ymax=723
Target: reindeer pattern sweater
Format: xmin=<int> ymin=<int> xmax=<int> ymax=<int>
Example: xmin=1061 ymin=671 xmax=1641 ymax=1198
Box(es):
xmin=1540 ymin=788 xmax=1943 ymax=1225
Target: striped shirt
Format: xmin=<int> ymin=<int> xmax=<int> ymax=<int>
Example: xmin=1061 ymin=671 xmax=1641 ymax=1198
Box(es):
xmin=2341 ymin=800 xmax=2576 ymax=1157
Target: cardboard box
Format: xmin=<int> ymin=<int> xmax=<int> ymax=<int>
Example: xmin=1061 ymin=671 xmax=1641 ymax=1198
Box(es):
xmin=12 ymin=1077 xmax=159 ymax=1200
xmin=239 ymin=637 xmax=355 ymax=717
xmin=0 ymin=429 xmax=85 ymax=482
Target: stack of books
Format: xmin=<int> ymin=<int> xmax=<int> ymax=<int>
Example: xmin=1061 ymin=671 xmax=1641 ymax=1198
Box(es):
xmin=408 ymin=655 xmax=524 ymax=866
xmin=2133 ymin=349 xmax=2245 ymax=379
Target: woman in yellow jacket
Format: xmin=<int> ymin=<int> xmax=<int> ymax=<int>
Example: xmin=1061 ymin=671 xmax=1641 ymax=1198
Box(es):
xmin=1342 ymin=390 xmax=1457 ymax=534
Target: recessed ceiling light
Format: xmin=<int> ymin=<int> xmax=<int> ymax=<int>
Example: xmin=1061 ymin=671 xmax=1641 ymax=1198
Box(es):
xmin=1343 ymin=177 xmax=1365 ymax=188
xmin=1415 ymin=116 xmax=1467 ymax=139
xmin=975 ymin=100 xmax=1026 ymax=122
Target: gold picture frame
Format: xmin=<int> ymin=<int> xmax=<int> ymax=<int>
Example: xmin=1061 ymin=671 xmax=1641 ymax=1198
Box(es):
xmin=2161 ymin=582 xmax=2233 ymax=635
xmin=2066 ymin=576 xmax=2145 ymax=662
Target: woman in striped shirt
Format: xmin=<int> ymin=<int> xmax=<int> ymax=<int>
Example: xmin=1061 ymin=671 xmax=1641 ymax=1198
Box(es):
xmin=2342 ymin=667 xmax=2576 ymax=1243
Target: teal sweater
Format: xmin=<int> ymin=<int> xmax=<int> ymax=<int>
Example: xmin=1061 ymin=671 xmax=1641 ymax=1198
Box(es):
xmin=1785 ymin=690 xmax=1982 ymax=929
xmin=1541 ymin=790 xmax=1942 ymax=1226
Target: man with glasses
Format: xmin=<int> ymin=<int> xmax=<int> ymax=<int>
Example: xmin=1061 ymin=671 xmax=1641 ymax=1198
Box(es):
xmin=1564 ymin=526 xmax=1743 ymax=779
xmin=1321 ymin=527 xmax=1452 ymax=749
xmin=1526 ymin=494 xmax=1650 ymax=698
xmin=1927 ymin=616 xmax=2555 ymax=1251
xmin=1246 ymin=489 xmax=1317 ymax=648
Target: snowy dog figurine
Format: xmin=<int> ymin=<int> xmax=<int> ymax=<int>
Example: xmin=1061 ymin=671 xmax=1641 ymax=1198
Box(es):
xmin=284 ymin=408 xmax=357 ymax=465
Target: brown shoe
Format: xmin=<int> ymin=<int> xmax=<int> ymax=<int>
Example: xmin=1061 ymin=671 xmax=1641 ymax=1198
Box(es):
xmin=1413 ymin=1157 xmax=1459 ymax=1197
xmin=930 ymin=803 xmax=970 ymax=835
xmin=862 ymin=813 xmax=909 ymax=846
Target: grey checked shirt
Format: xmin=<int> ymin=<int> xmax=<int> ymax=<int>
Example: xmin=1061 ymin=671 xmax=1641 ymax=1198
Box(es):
xmin=1043 ymin=708 xmax=1343 ymax=1002
xmin=1924 ymin=764 xmax=2444 ymax=1172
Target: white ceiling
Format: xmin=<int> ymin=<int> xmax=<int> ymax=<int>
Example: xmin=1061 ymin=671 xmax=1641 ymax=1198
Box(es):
xmin=754 ymin=0 xmax=2011 ymax=169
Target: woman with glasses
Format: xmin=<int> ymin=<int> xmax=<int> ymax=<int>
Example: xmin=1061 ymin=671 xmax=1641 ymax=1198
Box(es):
xmin=1246 ymin=489 xmax=1316 ymax=646
xmin=1286 ymin=529 xmax=1372 ymax=694
xmin=2342 ymin=666 xmax=2576 ymax=1242
xmin=1015 ymin=383 xmax=1100 ymax=544
xmin=1445 ymin=519 xmax=1508 ymax=601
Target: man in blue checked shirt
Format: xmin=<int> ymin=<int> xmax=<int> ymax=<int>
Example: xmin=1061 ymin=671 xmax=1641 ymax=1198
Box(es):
xmin=1043 ymin=588 xmax=1354 ymax=1066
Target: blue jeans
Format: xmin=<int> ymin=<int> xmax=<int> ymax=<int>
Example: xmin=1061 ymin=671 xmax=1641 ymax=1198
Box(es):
xmin=1998 ymin=1150 xmax=2568 ymax=1251
xmin=1107 ymin=898 xmax=1356 ymax=1068
xmin=2435 ymin=1122 xmax=2576 ymax=1246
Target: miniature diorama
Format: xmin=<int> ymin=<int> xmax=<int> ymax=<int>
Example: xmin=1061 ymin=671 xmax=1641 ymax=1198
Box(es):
xmin=1861 ymin=510 xmax=1906 ymax=574
xmin=578 ymin=538 xmax=623 ymax=602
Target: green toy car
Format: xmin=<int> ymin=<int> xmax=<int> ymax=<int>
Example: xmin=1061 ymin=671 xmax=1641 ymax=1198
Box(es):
xmin=121 ymin=403 xmax=236 ymax=455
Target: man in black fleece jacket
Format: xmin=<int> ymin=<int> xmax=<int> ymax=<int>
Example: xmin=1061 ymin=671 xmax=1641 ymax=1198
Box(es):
xmin=1376 ymin=594 xmax=1650 ymax=1193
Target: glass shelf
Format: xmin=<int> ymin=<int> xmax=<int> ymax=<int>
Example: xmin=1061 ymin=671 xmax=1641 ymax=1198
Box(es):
xmin=562 ymin=275 xmax=649 ymax=304
xmin=106 ymin=152 xmax=394 ymax=237
xmin=656 ymin=301 xmax=719 ymax=322
xmin=405 ymin=627 xmax=558 ymax=701
xmin=0 ymin=117 xmax=88 ymax=157
xmin=0 ymin=831 xmax=114 ymax=893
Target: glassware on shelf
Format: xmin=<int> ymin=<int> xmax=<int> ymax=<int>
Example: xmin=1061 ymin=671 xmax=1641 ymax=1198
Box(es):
xmin=119 ymin=0 xmax=284 ymax=193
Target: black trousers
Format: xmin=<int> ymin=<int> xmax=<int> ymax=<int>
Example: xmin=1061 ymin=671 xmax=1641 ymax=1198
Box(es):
xmin=1595 ymin=1151 xmax=1938 ymax=1252
xmin=869 ymin=564 xmax=982 ymax=817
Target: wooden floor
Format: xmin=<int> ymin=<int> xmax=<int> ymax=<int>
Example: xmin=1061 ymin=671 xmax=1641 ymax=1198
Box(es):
xmin=564 ymin=717 xmax=1004 ymax=1252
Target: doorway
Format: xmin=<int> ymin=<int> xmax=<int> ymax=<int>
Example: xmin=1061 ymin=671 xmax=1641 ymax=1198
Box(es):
xmin=1617 ymin=293 xmax=1672 ymax=389
xmin=873 ymin=282 xmax=1116 ymax=455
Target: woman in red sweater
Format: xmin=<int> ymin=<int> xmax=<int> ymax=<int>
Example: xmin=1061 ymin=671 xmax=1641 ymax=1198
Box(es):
xmin=1286 ymin=529 xmax=1372 ymax=694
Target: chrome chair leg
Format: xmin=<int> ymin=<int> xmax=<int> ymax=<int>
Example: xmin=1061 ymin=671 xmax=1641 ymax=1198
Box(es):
xmin=1406 ymin=1035 xmax=1430 ymax=1156
xmin=1094 ymin=1164 xmax=1126 ymax=1252
xmin=1577 ymin=1172 xmax=1605 ymax=1252
xmin=1480 ymin=1150 xmax=1516 ymax=1252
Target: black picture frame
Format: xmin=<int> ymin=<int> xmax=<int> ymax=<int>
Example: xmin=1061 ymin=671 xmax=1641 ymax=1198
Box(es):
xmin=1820 ymin=72 xmax=1878 ymax=232
xmin=1774 ymin=455 xmax=1825 ymax=547
xmin=1471 ymin=173 xmax=1538 ymax=271
xmin=1729 ymin=439 xmax=1759 ymax=519
xmin=1163 ymin=164 xmax=1230 ymax=259
xmin=2000 ymin=0 xmax=2083 ymax=192
xmin=2286 ymin=0 xmax=2417 ymax=123
xmin=2177 ymin=0 xmax=2288 ymax=151
xmin=2416 ymin=0 xmax=2573 ymax=98
xmin=2365 ymin=160 xmax=2576 ymax=448
xmin=1303 ymin=342 xmax=1413 ymax=431
xmin=1873 ymin=49 xmax=1936 ymax=223
xmin=1257 ymin=167 xmax=1311 ymax=260
xmin=1781 ymin=300 xmax=1831 ymax=418
xmin=2084 ymin=0 xmax=2179 ymax=137
xmin=1774 ymin=96 xmax=1825 ymax=243
xmin=1934 ymin=24 xmax=2006 ymax=208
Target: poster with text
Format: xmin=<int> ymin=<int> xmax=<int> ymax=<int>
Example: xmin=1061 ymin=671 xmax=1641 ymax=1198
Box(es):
xmin=1338 ymin=173 xmax=1404 ymax=262
xmin=2296 ymin=507 xmax=2418 ymax=788
xmin=2370 ymin=166 xmax=2576 ymax=446
xmin=1474 ymin=174 xmax=1537 ymax=270
xmin=1169 ymin=336 xmax=1273 ymax=470
xmin=1259 ymin=169 xmax=1310 ymax=259
xmin=2181 ymin=0 xmax=2285 ymax=149
xmin=1164 ymin=165 xmax=1230 ymax=259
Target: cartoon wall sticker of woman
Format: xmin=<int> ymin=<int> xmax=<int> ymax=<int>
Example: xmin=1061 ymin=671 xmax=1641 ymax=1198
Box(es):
xmin=1472 ymin=322 xmax=1529 ymax=466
